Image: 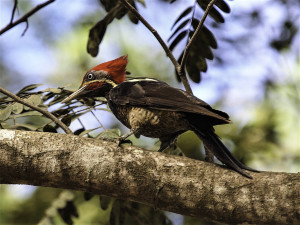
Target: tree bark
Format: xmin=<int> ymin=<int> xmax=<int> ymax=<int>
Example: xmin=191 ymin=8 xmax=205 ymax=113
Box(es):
xmin=0 ymin=129 xmax=299 ymax=224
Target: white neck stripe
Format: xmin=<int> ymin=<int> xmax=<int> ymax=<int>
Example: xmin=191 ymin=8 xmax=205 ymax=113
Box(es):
xmin=126 ymin=78 xmax=159 ymax=83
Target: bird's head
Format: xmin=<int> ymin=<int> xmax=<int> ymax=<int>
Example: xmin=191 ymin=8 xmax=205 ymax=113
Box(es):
xmin=62 ymin=55 xmax=128 ymax=103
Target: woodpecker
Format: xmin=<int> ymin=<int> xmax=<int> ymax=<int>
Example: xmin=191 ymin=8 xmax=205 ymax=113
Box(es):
xmin=62 ymin=56 xmax=257 ymax=178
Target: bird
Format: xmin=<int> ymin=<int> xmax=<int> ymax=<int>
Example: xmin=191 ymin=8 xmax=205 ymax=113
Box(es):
xmin=62 ymin=55 xmax=258 ymax=178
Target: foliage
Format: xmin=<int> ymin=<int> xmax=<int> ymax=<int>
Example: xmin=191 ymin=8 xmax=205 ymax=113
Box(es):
xmin=87 ymin=0 xmax=139 ymax=57
xmin=0 ymin=85 xmax=109 ymax=138
xmin=168 ymin=0 xmax=230 ymax=83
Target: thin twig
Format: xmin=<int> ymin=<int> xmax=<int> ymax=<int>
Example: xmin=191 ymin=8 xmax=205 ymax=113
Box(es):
xmin=185 ymin=0 xmax=197 ymax=47
xmin=0 ymin=0 xmax=55 ymax=36
xmin=10 ymin=0 xmax=18 ymax=24
xmin=119 ymin=0 xmax=193 ymax=94
xmin=41 ymin=102 xmax=106 ymax=128
xmin=21 ymin=19 xmax=29 ymax=36
xmin=180 ymin=0 xmax=217 ymax=72
xmin=72 ymin=109 xmax=86 ymax=130
xmin=90 ymin=110 xmax=106 ymax=130
xmin=0 ymin=87 xmax=72 ymax=134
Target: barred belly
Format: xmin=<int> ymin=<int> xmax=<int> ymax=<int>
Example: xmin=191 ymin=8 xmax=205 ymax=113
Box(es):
xmin=127 ymin=107 xmax=188 ymax=138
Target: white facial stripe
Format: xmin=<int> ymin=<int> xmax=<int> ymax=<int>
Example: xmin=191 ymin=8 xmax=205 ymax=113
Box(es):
xmin=104 ymin=79 xmax=118 ymax=87
xmin=126 ymin=78 xmax=158 ymax=83
xmin=83 ymin=79 xmax=117 ymax=87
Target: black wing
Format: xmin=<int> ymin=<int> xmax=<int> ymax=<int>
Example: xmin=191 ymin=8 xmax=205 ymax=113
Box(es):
xmin=109 ymin=79 xmax=230 ymax=125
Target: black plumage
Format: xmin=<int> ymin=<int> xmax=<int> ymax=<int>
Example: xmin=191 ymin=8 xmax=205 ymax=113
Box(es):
xmin=62 ymin=56 xmax=258 ymax=178
xmin=108 ymin=79 xmax=257 ymax=178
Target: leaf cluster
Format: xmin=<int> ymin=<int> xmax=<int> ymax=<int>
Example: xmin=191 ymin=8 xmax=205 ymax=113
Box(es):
xmin=169 ymin=0 xmax=230 ymax=83
xmin=87 ymin=0 xmax=140 ymax=57
xmin=38 ymin=191 xmax=78 ymax=225
xmin=0 ymin=84 xmax=116 ymax=138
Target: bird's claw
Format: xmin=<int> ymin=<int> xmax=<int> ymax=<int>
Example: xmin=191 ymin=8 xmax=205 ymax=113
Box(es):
xmin=116 ymin=137 xmax=132 ymax=147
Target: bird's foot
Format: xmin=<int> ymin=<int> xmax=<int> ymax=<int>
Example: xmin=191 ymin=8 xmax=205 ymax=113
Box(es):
xmin=158 ymin=137 xmax=178 ymax=152
xmin=204 ymin=147 xmax=214 ymax=163
xmin=116 ymin=130 xmax=137 ymax=147
xmin=116 ymin=136 xmax=132 ymax=147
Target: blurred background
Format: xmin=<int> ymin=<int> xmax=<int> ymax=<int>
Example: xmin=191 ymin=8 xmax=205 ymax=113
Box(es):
xmin=0 ymin=0 xmax=299 ymax=224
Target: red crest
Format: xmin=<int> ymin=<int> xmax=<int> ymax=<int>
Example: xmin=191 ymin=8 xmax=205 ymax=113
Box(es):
xmin=90 ymin=55 xmax=128 ymax=84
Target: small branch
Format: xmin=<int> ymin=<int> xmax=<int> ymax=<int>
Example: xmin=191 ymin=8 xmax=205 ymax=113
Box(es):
xmin=180 ymin=0 xmax=217 ymax=71
xmin=91 ymin=110 xmax=106 ymax=130
xmin=10 ymin=0 xmax=18 ymax=24
xmin=21 ymin=19 xmax=29 ymax=36
xmin=0 ymin=0 xmax=55 ymax=36
xmin=0 ymin=87 xmax=72 ymax=134
xmin=119 ymin=0 xmax=193 ymax=94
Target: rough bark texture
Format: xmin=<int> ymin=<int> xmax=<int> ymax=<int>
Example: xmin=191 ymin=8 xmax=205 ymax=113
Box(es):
xmin=0 ymin=129 xmax=299 ymax=224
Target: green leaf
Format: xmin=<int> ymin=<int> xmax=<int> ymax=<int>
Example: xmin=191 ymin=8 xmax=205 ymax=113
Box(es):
xmin=87 ymin=20 xmax=107 ymax=57
xmin=74 ymin=128 xmax=85 ymax=136
xmin=27 ymin=94 xmax=42 ymax=105
xmin=191 ymin=20 xmax=218 ymax=48
xmin=197 ymin=0 xmax=224 ymax=23
xmin=43 ymin=125 xmax=57 ymax=133
xmin=136 ymin=0 xmax=146 ymax=7
xmin=42 ymin=88 xmax=62 ymax=94
xmin=186 ymin=57 xmax=202 ymax=83
xmin=168 ymin=18 xmax=190 ymax=42
xmin=100 ymin=196 xmax=115 ymax=210
xmin=16 ymin=84 xmax=42 ymax=96
xmin=11 ymin=102 xmax=24 ymax=114
xmin=23 ymin=95 xmax=42 ymax=110
xmin=52 ymin=107 xmax=77 ymax=117
xmin=53 ymin=199 xmax=66 ymax=209
xmin=60 ymin=191 xmax=75 ymax=201
xmin=0 ymin=105 xmax=12 ymax=121
xmin=87 ymin=4 xmax=123 ymax=57
xmin=48 ymin=95 xmax=67 ymax=106
xmin=171 ymin=6 xmax=193 ymax=29
xmin=79 ymin=127 xmax=101 ymax=137
xmin=42 ymin=92 xmax=56 ymax=102
xmin=14 ymin=123 xmax=39 ymax=131
xmin=61 ymin=115 xmax=72 ymax=127
xmin=127 ymin=1 xmax=139 ymax=24
xmin=215 ymin=0 xmax=230 ymax=13
xmin=14 ymin=111 xmax=43 ymax=118
xmin=97 ymin=129 xmax=121 ymax=139
xmin=189 ymin=32 xmax=214 ymax=60
xmin=169 ymin=30 xmax=188 ymax=51
xmin=61 ymin=112 xmax=85 ymax=127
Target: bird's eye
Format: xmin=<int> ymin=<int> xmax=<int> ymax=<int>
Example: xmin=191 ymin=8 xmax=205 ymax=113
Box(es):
xmin=87 ymin=73 xmax=94 ymax=80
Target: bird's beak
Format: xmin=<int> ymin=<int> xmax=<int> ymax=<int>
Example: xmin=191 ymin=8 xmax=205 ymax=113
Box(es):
xmin=61 ymin=84 xmax=89 ymax=103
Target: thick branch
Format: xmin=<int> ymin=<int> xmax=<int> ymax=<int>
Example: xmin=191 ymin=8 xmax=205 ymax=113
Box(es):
xmin=180 ymin=0 xmax=217 ymax=71
xmin=119 ymin=0 xmax=193 ymax=94
xmin=0 ymin=129 xmax=299 ymax=225
xmin=0 ymin=0 xmax=55 ymax=36
xmin=0 ymin=87 xmax=72 ymax=134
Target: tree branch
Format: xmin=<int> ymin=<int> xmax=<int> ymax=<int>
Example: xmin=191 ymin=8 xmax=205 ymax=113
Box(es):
xmin=0 ymin=129 xmax=299 ymax=225
xmin=0 ymin=0 xmax=55 ymax=36
xmin=0 ymin=87 xmax=72 ymax=134
xmin=180 ymin=0 xmax=217 ymax=72
xmin=119 ymin=0 xmax=193 ymax=94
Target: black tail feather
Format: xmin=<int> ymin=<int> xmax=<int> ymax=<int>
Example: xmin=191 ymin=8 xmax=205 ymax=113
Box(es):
xmin=195 ymin=129 xmax=258 ymax=179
